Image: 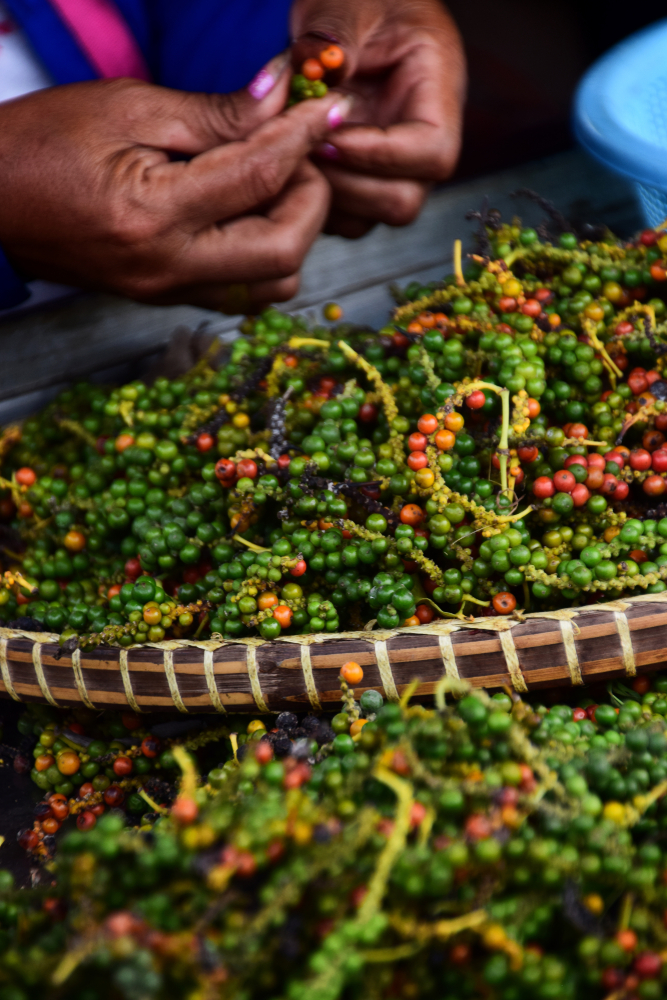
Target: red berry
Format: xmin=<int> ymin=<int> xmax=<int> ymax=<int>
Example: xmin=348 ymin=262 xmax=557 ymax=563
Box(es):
xmin=236 ymin=459 xmax=258 ymax=479
xmin=564 ymin=454 xmax=587 ymax=469
xmin=113 ymin=756 xmax=133 ymax=777
xmin=533 ymin=476 xmax=555 ymax=499
xmin=571 ymin=484 xmax=590 ymax=507
xmin=358 ymin=403 xmax=378 ymax=423
xmin=652 ymin=450 xmax=667 ymax=473
xmin=553 ymin=469 xmax=576 ymax=493
xmin=640 ymin=229 xmax=658 ymax=245
xmin=104 ymin=785 xmax=125 ymax=807
xmin=290 ymin=559 xmax=307 ymax=577
xmin=644 ymin=475 xmax=666 ymax=497
xmin=521 ymin=298 xmax=542 ymax=317
xmin=634 ymin=952 xmax=662 ymax=978
xmin=124 ymin=557 xmax=141 ymax=579
xmin=466 ymin=390 xmax=486 ymax=410
xmin=76 ymin=811 xmax=96 ymax=831
xmin=197 ymin=433 xmax=214 ymax=452
xmin=630 ymin=449 xmax=652 ymax=471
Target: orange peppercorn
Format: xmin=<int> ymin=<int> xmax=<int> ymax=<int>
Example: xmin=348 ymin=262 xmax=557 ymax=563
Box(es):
xmin=64 ymin=530 xmax=86 ymax=552
xmin=434 ymin=428 xmax=455 ymax=451
xmin=115 ymin=433 xmax=134 ymax=452
xmin=15 ymin=467 xmax=36 ymax=486
xmin=444 ymin=412 xmax=464 ymax=432
xmin=417 ymin=413 xmax=438 ymax=435
xmin=143 ymin=605 xmax=162 ymax=626
xmin=340 ymin=660 xmax=364 ymax=685
xmin=57 ymin=750 xmax=81 ymax=776
xmin=302 ymin=57 xmax=325 ymax=80
xmin=41 ymin=817 xmax=60 ymax=835
xmin=273 ymin=605 xmax=293 ymax=629
xmin=349 ymin=718 xmax=368 ymax=737
xmin=407 ymin=321 xmax=423 ymax=335
xmin=319 ymin=44 xmax=344 ymax=70
xmin=400 ymin=504 xmax=424 ymax=526
xmin=258 ymin=592 xmax=279 ymax=612
xmin=492 ymin=592 xmax=517 ymax=615
xmin=35 ymin=754 xmax=55 ymax=772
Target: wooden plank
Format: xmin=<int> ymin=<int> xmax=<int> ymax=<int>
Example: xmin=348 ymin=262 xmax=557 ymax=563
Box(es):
xmin=0 ymin=149 xmax=639 ymax=418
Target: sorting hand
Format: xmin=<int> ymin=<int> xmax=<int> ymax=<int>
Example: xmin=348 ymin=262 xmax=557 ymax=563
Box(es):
xmin=0 ymin=56 xmax=351 ymax=312
xmin=291 ymin=0 xmax=466 ymax=237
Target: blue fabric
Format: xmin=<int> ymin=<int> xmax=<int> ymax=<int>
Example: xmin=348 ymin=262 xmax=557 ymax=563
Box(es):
xmin=3 ymin=0 xmax=98 ymax=83
xmin=0 ymin=0 xmax=293 ymax=307
xmin=0 ymin=247 xmax=30 ymax=310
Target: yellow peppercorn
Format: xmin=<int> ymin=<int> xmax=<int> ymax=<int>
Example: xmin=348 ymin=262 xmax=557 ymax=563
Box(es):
xmin=225 ymin=401 xmax=238 ymax=414
xmin=247 ymin=719 xmax=266 ymax=735
xmin=483 ymin=924 xmax=508 ymax=949
xmin=602 ymin=801 xmax=625 ymax=824
xmin=504 ymin=278 xmax=522 ymax=298
xmin=232 ymin=412 xmax=250 ymax=429
xmin=415 ymin=468 xmax=435 ymax=489
xmin=582 ymin=894 xmax=604 ymax=915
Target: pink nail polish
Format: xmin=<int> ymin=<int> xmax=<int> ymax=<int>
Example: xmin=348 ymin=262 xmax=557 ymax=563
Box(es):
xmin=248 ymin=67 xmax=275 ymax=101
xmin=319 ymin=142 xmax=339 ymax=160
xmin=327 ymin=104 xmax=347 ymax=129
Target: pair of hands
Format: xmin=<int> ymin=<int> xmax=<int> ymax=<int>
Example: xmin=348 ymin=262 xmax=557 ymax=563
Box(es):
xmin=0 ymin=0 xmax=465 ymax=313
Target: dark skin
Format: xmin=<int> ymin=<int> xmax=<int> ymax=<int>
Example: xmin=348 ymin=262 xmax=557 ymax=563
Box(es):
xmin=0 ymin=1 xmax=465 ymax=308
xmin=293 ymin=0 xmax=466 ymax=237
xmin=0 ymin=58 xmax=348 ymax=313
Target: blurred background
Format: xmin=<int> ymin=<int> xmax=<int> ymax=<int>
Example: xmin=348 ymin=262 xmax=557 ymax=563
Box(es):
xmin=451 ymin=0 xmax=664 ymax=179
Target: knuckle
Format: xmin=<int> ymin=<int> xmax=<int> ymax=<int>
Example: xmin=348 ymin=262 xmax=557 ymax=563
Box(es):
xmin=383 ymin=185 xmax=425 ymax=227
xmin=104 ymin=203 xmax=161 ymax=248
xmin=247 ymin=153 xmax=283 ymax=205
xmin=430 ymin=144 xmax=458 ymax=181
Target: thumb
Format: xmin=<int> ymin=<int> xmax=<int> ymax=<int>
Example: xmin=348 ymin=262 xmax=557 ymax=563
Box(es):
xmin=156 ymin=51 xmax=293 ymax=153
xmin=162 ymin=92 xmax=353 ymax=226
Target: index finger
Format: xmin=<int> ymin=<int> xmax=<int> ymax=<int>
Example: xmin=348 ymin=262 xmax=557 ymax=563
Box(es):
xmin=327 ymin=42 xmax=463 ymax=180
xmin=148 ymin=93 xmax=349 ymax=227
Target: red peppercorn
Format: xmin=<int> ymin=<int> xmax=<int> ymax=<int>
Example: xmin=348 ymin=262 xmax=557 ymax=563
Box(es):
xmin=358 ymin=403 xmax=378 ymax=423
xmin=17 ymin=828 xmax=39 ymax=851
xmin=571 ymin=484 xmax=590 ymax=507
xmin=141 ymin=735 xmax=160 ymax=758
xmin=290 ymin=559 xmax=307 ymax=577
xmin=76 ymin=811 xmax=96 ymax=831
xmin=196 ymin=432 xmax=214 ymax=452
xmin=630 ymin=449 xmax=652 ymax=471
xmin=466 ymin=390 xmax=486 ymax=410
xmin=533 ymin=476 xmax=555 ymax=498
xmin=553 ymin=470 xmax=576 ymax=493
xmin=104 ymin=785 xmax=125 ymax=807
xmin=521 ymin=298 xmax=541 ymax=317
xmin=643 ymin=475 xmax=666 ymax=497
xmin=113 ymin=756 xmax=133 ymax=778
xmin=408 ymin=432 xmax=427 ymax=451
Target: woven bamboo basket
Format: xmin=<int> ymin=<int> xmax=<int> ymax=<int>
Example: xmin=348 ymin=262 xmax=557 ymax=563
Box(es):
xmin=2 ymin=592 xmax=667 ymax=714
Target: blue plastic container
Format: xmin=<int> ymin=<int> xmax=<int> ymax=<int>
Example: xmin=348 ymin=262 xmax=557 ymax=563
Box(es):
xmin=574 ymin=19 xmax=667 ymax=227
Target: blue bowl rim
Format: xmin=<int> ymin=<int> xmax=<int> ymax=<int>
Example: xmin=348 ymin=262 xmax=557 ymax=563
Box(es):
xmin=574 ymin=17 xmax=667 ymax=194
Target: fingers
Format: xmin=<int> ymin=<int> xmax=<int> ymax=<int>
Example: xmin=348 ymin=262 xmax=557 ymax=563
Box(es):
xmin=153 ymin=93 xmax=348 ymax=227
xmin=320 ymin=37 xmax=464 ymax=181
xmin=159 ymin=161 xmax=330 ymax=292
xmin=318 ymin=160 xmax=430 ymax=227
xmin=290 ymin=0 xmax=385 ymax=78
xmin=155 ymin=274 xmax=301 ymax=312
xmin=117 ymin=52 xmax=294 ymax=154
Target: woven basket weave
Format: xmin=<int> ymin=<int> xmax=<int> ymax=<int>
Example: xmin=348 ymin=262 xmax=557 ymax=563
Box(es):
xmin=2 ymin=593 xmax=667 ymax=714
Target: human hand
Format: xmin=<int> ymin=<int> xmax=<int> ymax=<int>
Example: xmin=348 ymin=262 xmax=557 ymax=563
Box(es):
xmin=291 ymin=0 xmax=466 ymax=237
xmin=0 ymin=60 xmax=351 ymax=311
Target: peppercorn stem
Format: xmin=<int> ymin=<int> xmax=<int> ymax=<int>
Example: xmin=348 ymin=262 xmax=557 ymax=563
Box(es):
xmin=138 ymin=787 xmax=168 ymax=815
xmin=233 ymin=535 xmax=270 ymax=553
xmin=453 ymin=239 xmax=464 ymax=287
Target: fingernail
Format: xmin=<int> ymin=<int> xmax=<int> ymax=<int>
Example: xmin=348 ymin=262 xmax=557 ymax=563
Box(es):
xmin=327 ymin=95 xmax=353 ymax=130
xmin=247 ymin=51 xmax=290 ymax=100
xmin=318 ymin=142 xmax=339 ymax=160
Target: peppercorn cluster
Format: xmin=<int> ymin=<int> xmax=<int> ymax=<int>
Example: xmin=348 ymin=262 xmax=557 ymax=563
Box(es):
xmin=3 ymin=216 xmax=667 ymax=648
xmin=5 ymin=666 xmax=667 ymax=1000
